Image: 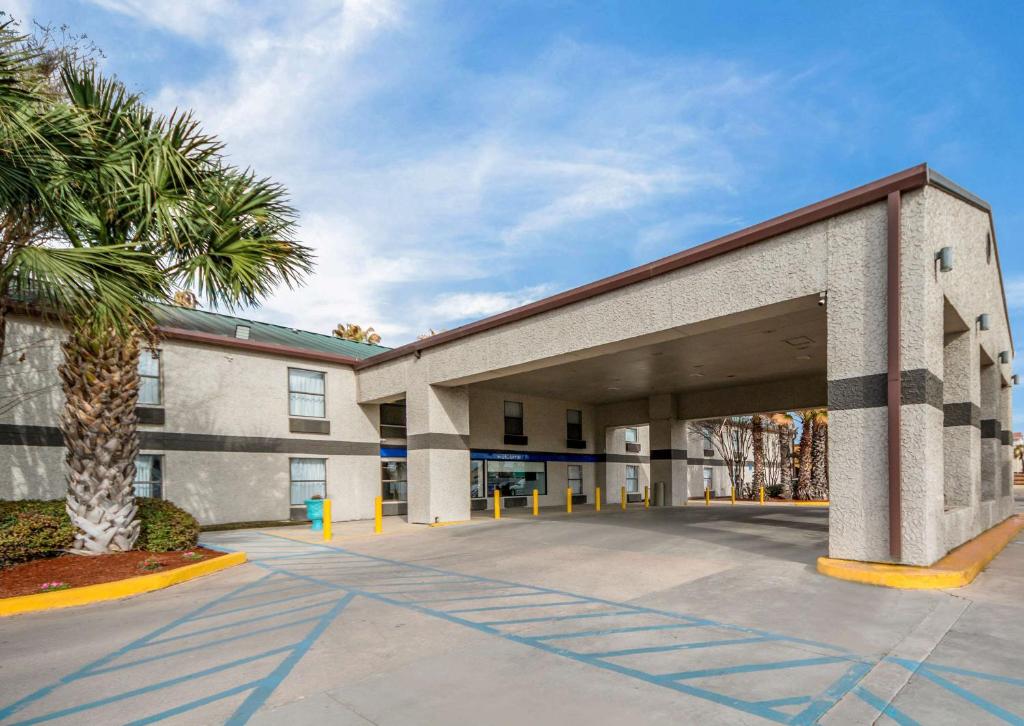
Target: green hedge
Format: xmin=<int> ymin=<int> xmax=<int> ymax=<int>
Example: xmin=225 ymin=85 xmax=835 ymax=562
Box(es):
xmin=0 ymin=498 xmax=199 ymax=567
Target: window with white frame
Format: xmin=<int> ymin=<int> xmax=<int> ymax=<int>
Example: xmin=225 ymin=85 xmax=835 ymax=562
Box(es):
xmin=290 ymin=458 xmax=326 ymax=505
xmin=504 ymin=401 xmax=524 ymax=436
xmin=566 ymin=409 xmax=583 ymax=441
xmin=703 ymin=466 xmax=713 ymax=492
xmin=134 ymin=455 xmax=163 ymax=498
xmin=138 ymin=350 xmax=161 ymax=405
xmin=624 ymin=427 xmax=639 ymax=444
xmin=568 ymin=464 xmax=583 ymax=495
xmin=289 ymin=368 xmax=325 ymax=418
xmin=702 ymin=429 xmax=713 ymax=451
xmin=626 ymin=464 xmax=640 ymax=493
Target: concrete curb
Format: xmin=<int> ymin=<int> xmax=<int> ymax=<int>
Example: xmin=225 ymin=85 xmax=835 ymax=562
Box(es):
xmin=0 ymin=551 xmax=247 ymax=617
xmin=817 ymin=514 xmax=1024 ymax=589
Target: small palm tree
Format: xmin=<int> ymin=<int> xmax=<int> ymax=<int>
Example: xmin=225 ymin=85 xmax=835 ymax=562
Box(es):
xmin=794 ymin=410 xmax=814 ymax=500
xmin=750 ymin=414 xmax=765 ymax=500
xmin=53 ymin=65 xmax=312 ymax=554
xmin=809 ymin=409 xmax=829 ymax=500
xmin=770 ymin=412 xmax=795 ymax=498
xmin=333 ymin=322 xmax=381 ymax=345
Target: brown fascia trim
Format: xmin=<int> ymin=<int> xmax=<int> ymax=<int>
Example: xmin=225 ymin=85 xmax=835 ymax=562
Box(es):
xmin=158 ymin=327 xmax=362 ymax=367
xmin=356 ymin=163 xmax=932 ymax=370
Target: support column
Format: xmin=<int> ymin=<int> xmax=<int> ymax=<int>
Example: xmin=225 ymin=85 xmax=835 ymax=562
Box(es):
xmin=649 ymin=394 xmax=688 ymax=506
xmin=941 ymin=329 xmax=979 ymax=511
xmin=406 ymin=384 xmax=470 ymax=524
xmin=979 ymin=363 xmax=1000 ymax=503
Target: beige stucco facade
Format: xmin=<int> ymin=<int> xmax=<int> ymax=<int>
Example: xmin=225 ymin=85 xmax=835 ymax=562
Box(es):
xmin=0 ymin=166 xmax=1015 ymax=566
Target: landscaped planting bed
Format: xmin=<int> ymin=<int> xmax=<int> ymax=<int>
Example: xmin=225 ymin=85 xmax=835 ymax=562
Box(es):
xmin=0 ymin=546 xmax=223 ymax=597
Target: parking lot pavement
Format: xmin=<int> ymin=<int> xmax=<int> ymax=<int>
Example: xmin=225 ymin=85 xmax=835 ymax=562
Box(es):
xmin=1 ymin=502 xmax=1023 ymax=725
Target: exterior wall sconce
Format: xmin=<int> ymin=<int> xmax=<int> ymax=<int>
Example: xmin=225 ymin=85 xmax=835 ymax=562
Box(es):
xmin=935 ymin=247 xmax=954 ymax=272
xmin=1014 ymin=375 xmax=1020 ymax=385
xmin=977 ymin=314 xmax=991 ymax=331
xmin=998 ymin=351 xmax=1010 ymax=364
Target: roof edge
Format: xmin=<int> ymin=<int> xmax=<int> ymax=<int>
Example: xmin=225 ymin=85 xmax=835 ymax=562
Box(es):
xmin=159 ymin=327 xmax=362 ymax=367
xmin=355 ymin=163 xmax=931 ymax=370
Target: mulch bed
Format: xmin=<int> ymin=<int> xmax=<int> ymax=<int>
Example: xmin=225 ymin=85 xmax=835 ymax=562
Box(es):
xmin=0 ymin=546 xmax=223 ymax=598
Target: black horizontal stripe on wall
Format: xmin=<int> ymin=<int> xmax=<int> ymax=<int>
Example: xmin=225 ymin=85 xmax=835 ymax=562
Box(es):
xmin=943 ymin=402 xmax=981 ymax=428
xmin=828 ymin=369 xmax=943 ymax=411
xmin=685 ymin=457 xmax=728 ymax=467
xmin=980 ymin=419 xmax=1001 ymax=439
xmin=0 ymin=423 xmax=379 ymax=455
xmin=406 ymin=433 xmax=471 ymax=451
xmin=1000 ymin=430 xmax=1012 ymax=446
xmin=650 ymin=448 xmax=687 ymax=460
xmin=597 ymin=453 xmax=651 ymax=463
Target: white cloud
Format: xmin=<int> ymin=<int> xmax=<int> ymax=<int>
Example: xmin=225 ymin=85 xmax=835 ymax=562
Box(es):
xmin=1 ymin=0 xmax=33 ymax=24
xmin=88 ymin=0 xmax=835 ymax=347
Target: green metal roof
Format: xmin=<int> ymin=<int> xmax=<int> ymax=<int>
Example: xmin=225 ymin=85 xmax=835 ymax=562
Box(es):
xmin=153 ymin=304 xmax=390 ymax=360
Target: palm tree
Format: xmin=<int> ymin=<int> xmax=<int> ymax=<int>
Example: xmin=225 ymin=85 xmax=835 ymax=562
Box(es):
xmin=809 ymin=409 xmax=829 ymax=500
xmin=750 ymin=414 xmax=765 ymax=500
xmin=795 ymin=410 xmax=814 ymax=500
xmin=770 ymin=412 xmax=795 ymax=498
xmin=172 ymin=290 xmax=198 ymax=308
xmin=333 ymin=322 xmax=381 ymax=344
xmin=0 ymin=25 xmax=156 ymax=363
xmin=53 ymin=66 xmax=312 ymax=554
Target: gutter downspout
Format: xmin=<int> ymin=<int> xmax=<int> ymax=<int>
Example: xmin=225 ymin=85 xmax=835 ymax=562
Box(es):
xmin=887 ymin=191 xmax=902 ymax=561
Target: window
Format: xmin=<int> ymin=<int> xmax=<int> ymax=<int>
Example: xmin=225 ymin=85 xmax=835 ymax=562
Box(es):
xmin=731 ymin=429 xmax=740 ymax=452
xmin=134 ymin=455 xmax=162 ymax=498
xmin=289 ymin=368 xmax=325 ymax=418
xmin=702 ymin=430 xmax=713 ymax=452
xmin=624 ymin=427 xmax=639 ymax=444
xmin=470 ymin=460 xmax=485 ymax=499
xmin=381 ymin=460 xmax=407 ymax=502
xmin=568 ymin=464 xmax=583 ymax=495
xmin=380 ymin=402 xmax=407 ymax=438
xmin=566 ymin=409 xmax=583 ymax=441
xmin=626 ymin=464 xmax=640 ymax=493
xmin=703 ymin=466 xmax=713 ymax=492
xmin=504 ymin=401 xmax=524 ymax=436
xmin=290 ymin=458 xmax=326 ymax=505
xmin=138 ymin=349 xmax=161 ymax=405
xmin=487 ymin=460 xmax=546 ymax=496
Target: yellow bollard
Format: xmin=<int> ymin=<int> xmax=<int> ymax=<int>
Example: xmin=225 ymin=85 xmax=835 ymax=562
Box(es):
xmin=567 ymin=487 xmax=573 ymax=514
xmin=731 ymin=486 xmax=736 ymax=505
xmin=705 ymin=488 xmax=710 ymax=506
xmin=760 ymin=486 xmax=765 ymax=505
xmin=533 ymin=489 xmax=539 ymax=516
xmin=596 ymin=486 xmax=601 ymax=512
xmin=374 ymin=495 xmax=382 ymax=534
xmin=494 ymin=489 xmax=501 ymax=519
xmin=621 ymin=486 xmax=627 ymax=511
xmin=644 ymin=486 xmax=650 ymax=509
xmin=323 ymin=499 xmax=332 ymax=542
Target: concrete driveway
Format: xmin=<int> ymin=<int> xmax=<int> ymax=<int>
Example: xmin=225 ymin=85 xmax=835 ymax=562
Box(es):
xmin=1 ymin=497 xmax=1023 ymax=725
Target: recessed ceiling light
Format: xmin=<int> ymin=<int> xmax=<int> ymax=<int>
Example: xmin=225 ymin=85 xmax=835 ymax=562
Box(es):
xmin=689 ymin=373 xmax=704 ymax=378
xmin=784 ymin=336 xmax=815 ymax=348
xmin=795 ymin=354 xmax=812 ymax=360
xmin=607 ymin=386 xmax=620 ymax=390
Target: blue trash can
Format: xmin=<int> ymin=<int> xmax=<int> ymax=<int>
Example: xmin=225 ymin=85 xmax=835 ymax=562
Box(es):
xmin=305 ymin=498 xmax=324 ymax=531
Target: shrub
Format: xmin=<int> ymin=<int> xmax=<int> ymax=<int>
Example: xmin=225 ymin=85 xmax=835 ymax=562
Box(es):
xmin=0 ymin=498 xmax=199 ymax=566
xmin=766 ymin=484 xmax=785 ymax=499
xmin=135 ymin=498 xmax=200 ymax=552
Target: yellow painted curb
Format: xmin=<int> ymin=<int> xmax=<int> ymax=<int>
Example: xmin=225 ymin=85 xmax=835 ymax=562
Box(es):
xmin=0 ymin=551 xmax=247 ymax=617
xmin=818 ymin=514 xmax=1024 ymax=589
xmin=793 ymin=501 xmax=830 ymax=507
xmin=429 ymin=520 xmax=472 ymax=528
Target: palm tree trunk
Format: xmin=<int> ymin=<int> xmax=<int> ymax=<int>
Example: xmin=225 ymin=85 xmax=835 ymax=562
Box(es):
xmin=796 ymin=414 xmax=814 ymax=500
xmin=810 ymin=418 xmax=829 ymax=500
xmin=779 ymin=427 xmax=793 ymax=498
xmin=59 ymin=324 xmax=142 ymax=554
xmin=751 ymin=414 xmax=765 ymax=500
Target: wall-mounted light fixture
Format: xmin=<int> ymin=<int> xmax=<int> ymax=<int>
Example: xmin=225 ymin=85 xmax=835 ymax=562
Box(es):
xmin=977 ymin=313 xmax=991 ymax=331
xmin=935 ymin=247 xmax=954 ymax=272
xmin=998 ymin=351 xmax=1010 ymax=364
xmin=1013 ymin=374 xmax=1020 ymax=385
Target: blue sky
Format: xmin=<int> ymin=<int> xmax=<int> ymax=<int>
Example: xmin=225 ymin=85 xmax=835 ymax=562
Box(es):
xmin=6 ymin=1 xmax=1024 ymax=422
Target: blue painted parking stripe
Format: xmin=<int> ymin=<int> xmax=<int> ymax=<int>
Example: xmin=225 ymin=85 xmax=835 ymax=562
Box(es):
xmin=144 ymin=599 xmax=339 ymax=648
xmin=188 ymin=589 xmax=342 ymax=622
xmin=662 ymin=656 xmax=849 ymax=681
xmin=791 ymin=660 xmax=873 ymax=725
xmin=123 ymin=680 xmax=262 ymax=726
xmin=890 ymin=658 xmax=1024 ymax=687
xmin=853 ymin=686 xmax=921 ymax=726
xmin=586 ymin=636 xmax=773 ymax=659
xmin=225 ymin=593 xmax=356 ymax=725
xmin=909 ymin=666 xmax=1023 ymax=724
xmin=481 ymin=609 xmax=640 ymax=626
xmin=9 ymin=645 xmax=299 ymax=725
xmin=527 ymin=622 xmax=702 ymax=642
xmin=754 ymin=695 xmax=812 ymax=708
xmin=86 ymin=614 xmax=327 ymax=676
xmin=411 ymin=590 xmax=556 ymax=604
xmin=446 ymin=599 xmax=588 ymax=614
